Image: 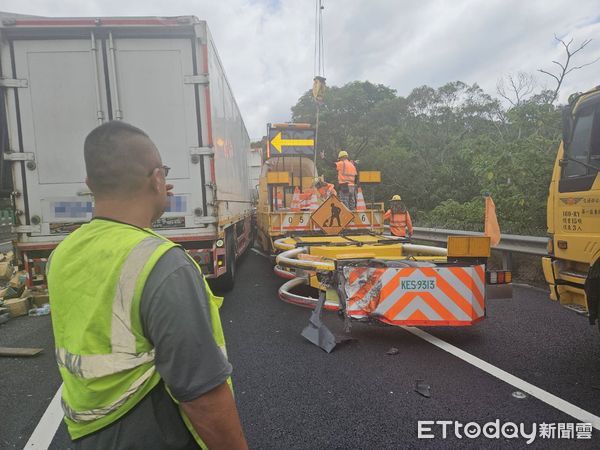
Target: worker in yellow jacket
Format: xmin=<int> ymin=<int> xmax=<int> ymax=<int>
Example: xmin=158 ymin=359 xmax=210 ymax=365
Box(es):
xmin=47 ymin=121 xmax=247 ymax=449
xmin=384 ymin=195 xmax=413 ymax=237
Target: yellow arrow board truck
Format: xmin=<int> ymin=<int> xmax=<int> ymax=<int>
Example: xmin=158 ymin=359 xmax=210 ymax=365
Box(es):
xmin=0 ymin=14 xmax=253 ymax=291
xmin=256 ymin=123 xmax=385 ymax=253
xmin=543 ymin=86 xmax=600 ymax=328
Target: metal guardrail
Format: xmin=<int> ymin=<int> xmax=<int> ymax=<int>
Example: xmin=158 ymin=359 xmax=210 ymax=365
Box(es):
xmin=384 ymin=226 xmax=549 ymax=269
xmin=411 ymin=227 xmax=549 ymax=256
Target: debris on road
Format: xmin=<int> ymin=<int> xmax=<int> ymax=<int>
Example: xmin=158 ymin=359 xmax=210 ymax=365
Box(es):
xmin=415 ymin=380 xmax=431 ymax=398
xmin=4 ymin=297 xmax=31 ymax=318
xmin=0 ymin=260 xmax=13 ymax=280
xmin=28 ymin=304 xmax=50 ymax=317
xmin=0 ymin=347 xmax=43 ymax=357
xmin=28 ymin=287 xmax=50 ymax=307
xmin=0 ymin=250 xmax=51 ymax=325
xmin=512 ymin=391 xmax=528 ymax=399
xmin=301 ymin=290 xmax=337 ymax=353
xmin=386 ymin=347 xmax=399 ymax=355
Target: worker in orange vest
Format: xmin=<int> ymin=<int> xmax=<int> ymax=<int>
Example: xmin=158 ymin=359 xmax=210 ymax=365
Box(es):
xmin=329 ymin=150 xmax=357 ymax=209
xmin=315 ymin=178 xmax=337 ymax=201
xmin=384 ymin=195 xmax=413 ymax=237
xmin=320 ymin=149 xmax=359 ymax=209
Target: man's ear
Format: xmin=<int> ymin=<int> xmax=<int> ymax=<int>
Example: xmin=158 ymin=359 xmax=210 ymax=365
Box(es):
xmin=149 ymin=169 xmax=162 ymax=193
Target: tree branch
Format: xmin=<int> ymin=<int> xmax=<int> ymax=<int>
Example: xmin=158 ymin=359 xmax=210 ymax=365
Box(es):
xmin=538 ymin=36 xmax=598 ymax=103
xmin=537 ymin=69 xmax=560 ymax=84
xmin=564 ymin=56 xmax=600 ymax=75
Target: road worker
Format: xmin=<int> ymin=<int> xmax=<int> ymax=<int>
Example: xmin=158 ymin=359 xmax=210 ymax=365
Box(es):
xmin=47 ymin=121 xmax=248 ymax=449
xmin=384 ymin=195 xmax=413 ymax=238
xmin=321 ymin=150 xmax=358 ymax=209
xmin=314 ymin=178 xmax=337 ymax=201
xmin=335 ymin=150 xmax=358 ymax=210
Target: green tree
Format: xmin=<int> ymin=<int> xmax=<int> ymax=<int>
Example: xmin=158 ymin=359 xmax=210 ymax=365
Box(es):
xmin=288 ymin=79 xmax=560 ymax=235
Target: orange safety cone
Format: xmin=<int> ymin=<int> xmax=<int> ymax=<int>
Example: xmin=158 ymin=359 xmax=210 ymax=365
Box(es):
xmin=308 ymin=192 xmax=320 ymax=210
xmin=290 ymin=187 xmax=301 ymax=212
xmin=356 ymin=187 xmax=367 ymax=211
xmin=299 ymin=191 xmax=311 ymax=210
xmin=275 ymin=190 xmax=284 ymax=210
xmin=484 ymin=194 xmax=501 ymax=247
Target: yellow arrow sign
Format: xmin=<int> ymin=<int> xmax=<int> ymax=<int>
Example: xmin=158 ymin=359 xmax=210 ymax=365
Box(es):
xmin=270 ymin=132 xmax=315 ymax=153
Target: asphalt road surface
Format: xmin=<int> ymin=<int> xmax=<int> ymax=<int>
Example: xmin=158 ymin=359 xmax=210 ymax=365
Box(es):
xmin=1 ymin=250 xmax=599 ymax=449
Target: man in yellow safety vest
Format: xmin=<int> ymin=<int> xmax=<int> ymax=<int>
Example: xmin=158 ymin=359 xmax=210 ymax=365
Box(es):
xmin=384 ymin=195 xmax=414 ymax=238
xmin=47 ymin=121 xmax=248 ymax=449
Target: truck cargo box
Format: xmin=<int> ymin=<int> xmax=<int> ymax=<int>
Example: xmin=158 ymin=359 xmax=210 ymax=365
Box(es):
xmin=0 ymin=14 xmax=253 ymax=284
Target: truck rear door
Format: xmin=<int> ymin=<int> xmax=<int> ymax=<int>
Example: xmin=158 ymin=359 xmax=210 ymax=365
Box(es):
xmin=106 ymin=37 xmax=210 ymax=236
xmin=9 ymin=34 xmax=210 ymax=241
xmin=11 ymin=38 xmax=107 ymax=237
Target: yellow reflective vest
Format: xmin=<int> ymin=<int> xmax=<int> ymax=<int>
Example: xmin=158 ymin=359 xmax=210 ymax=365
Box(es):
xmin=47 ymin=218 xmax=228 ymax=446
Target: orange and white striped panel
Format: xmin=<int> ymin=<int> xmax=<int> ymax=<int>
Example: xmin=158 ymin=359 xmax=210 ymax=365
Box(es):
xmin=342 ymin=264 xmax=485 ymax=326
xmin=349 ymin=211 xmax=372 ymax=229
xmin=348 ymin=211 xmax=384 ymax=230
xmin=371 ymin=211 xmax=383 ymax=228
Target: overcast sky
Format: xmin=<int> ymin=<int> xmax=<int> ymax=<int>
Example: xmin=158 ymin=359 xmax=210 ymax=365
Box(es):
xmin=2 ymin=0 xmax=599 ymax=139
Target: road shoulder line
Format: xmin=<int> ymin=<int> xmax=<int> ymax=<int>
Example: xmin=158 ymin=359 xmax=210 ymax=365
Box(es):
xmin=25 ymin=384 xmax=63 ymax=449
xmin=403 ymin=326 xmax=600 ymax=430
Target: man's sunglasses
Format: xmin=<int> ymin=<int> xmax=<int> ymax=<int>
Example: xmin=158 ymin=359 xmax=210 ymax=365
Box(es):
xmin=149 ymin=165 xmax=171 ymax=177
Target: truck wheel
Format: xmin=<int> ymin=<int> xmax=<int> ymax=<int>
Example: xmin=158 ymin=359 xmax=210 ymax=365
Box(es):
xmin=214 ymin=237 xmax=236 ymax=292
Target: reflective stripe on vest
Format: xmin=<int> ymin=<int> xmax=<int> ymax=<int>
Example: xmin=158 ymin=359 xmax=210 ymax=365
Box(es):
xmin=50 ymin=219 xmax=230 ymax=444
xmin=55 ymin=347 xmax=155 ymax=379
xmin=61 ymin=366 xmax=155 ymax=422
xmin=56 ymin=236 xmax=164 ymax=421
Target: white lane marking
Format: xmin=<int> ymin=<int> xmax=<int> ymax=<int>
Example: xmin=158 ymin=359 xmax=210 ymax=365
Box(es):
xmin=251 ymin=248 xmax=270 ymax=259
xmin=25 ymin=384 xmax=64 ymax=449
xmin=403 ymin=326 xmax=600 ymax=430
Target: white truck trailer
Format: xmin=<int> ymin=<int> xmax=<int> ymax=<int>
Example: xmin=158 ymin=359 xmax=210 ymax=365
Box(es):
xmin=0 ymin=14 xmax=253 ymax=290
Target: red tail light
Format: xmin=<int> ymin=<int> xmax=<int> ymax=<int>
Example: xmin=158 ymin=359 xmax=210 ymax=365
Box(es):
xmin=497 ymin=272 xmax=505 ymax=284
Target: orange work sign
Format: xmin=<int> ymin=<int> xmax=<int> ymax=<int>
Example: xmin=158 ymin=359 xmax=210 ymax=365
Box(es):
xmin=311 ymin=195 xmax=354 ymax=235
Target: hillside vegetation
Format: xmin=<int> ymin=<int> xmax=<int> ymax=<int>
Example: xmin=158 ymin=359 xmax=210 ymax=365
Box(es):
xmin=291 ymin=81 xmax=561 ymax=235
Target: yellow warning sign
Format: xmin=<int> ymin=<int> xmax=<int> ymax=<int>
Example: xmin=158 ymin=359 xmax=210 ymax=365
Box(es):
xmin=311 ymin=195 xmax=354 ymax=235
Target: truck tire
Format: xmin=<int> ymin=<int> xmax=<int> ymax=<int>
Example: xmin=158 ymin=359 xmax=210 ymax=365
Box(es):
xmin=214 ymin=235 xmax=236 ymax=293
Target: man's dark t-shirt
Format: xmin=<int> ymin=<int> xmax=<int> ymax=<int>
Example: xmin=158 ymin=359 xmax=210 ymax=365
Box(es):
xmin=73 ymin=248 xmax=232 ymax=449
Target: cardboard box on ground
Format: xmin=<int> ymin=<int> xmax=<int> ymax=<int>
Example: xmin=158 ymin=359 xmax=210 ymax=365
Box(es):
xmin=0 ymin=250 xmax=50 ymax=323
xmin=4 ymin=297 xmax=31 ymax=317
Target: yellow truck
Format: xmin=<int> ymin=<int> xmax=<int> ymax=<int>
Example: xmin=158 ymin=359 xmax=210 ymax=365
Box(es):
xmin=543 ymin=86 xmax=600 ymax=329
